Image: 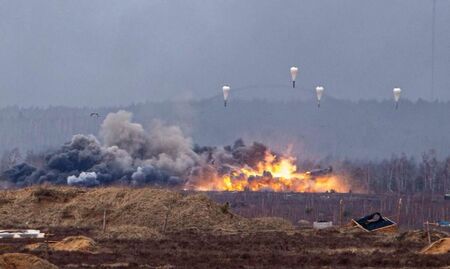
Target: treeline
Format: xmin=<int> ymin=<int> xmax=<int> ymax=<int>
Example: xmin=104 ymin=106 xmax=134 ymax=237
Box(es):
xmin=337 ymin=150 xmax=450 ymax=194
xmin=1 ymin=98 xmax=450 ymax=160
xmin=1 ymin=147 xmax=450 ymax=194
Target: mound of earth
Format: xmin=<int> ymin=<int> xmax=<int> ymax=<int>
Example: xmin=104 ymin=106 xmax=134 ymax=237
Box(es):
xmin=97 ymin=225 xmax=162 ymax=240
xmin=421 ymin=238 xmax=450 ymax=254
xmin=25 ymin=236 xmax=99 ymax=253
xmin=51 ymin=236 xmax=98 ymax=252
xmin=0 ymin=186 xmax=295 ymax=236
xmin=0 ymin=253 xmax=58 ymax=269
xmin=397 ymin=230 xmax=449 ymax=244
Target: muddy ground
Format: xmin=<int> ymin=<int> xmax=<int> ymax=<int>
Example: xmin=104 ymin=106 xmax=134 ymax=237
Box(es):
xmin=0 ymin=227 xmax=449 ymax=269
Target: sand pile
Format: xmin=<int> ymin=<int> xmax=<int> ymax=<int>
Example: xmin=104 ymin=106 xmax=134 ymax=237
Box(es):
xmin=25 ymin=236 xmax=99 ymax=253
xmin=0 ymin=253 xmax=58 ymax=269
xmin=0 ymin=186 xmax=297 ymax=236
xmin=421 ymin=238 xmax=450 ymax=254
xmin=51 ymin=236 xmax=98 ymax=252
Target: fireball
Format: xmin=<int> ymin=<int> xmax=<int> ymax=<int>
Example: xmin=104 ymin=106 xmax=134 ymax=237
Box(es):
xmin=192 ymin=151 xmax=348 ymax=193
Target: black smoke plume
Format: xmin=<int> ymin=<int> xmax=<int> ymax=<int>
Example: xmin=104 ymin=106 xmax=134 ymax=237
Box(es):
xmin=2 ymin=110 xmax=273 ymax=188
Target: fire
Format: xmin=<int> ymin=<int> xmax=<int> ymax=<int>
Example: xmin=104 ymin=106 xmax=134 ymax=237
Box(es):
xmin=193 ymin=151 xmax=348 ymax=193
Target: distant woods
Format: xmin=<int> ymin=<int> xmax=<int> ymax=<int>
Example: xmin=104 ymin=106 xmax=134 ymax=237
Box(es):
xmin=0 ymin=98 xmax=450 ymax=194
xmin=337 ymin=150 xmax=450 ymax=194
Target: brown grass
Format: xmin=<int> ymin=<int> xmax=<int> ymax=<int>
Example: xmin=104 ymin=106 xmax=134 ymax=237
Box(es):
xmin=0 ymin=186 xmax=295 ymax=239
xmin=0 ymin=253 xmax=58 ymax=269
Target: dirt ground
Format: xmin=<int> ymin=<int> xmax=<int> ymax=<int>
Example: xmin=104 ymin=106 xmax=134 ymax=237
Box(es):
xmin=0 ymin=227 xmax=449 ymax=269
xmin=0 ymin=187 xmax=449 ymax=268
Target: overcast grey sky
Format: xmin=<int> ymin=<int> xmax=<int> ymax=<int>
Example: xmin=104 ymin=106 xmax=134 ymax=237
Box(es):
xmin=0 ymin=0 xmax=449 ymax=107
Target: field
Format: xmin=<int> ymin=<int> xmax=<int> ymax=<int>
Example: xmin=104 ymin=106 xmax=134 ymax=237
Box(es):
xmin=206 ymin=191 xmax=450 ymax=229
xmin=0 ymin=187 xmax=448 ymax=268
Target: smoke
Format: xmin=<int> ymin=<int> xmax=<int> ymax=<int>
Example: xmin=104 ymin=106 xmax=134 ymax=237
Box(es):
xmin=68 ymin=172 xmax=99 ymax=186
xmin=1 ymin=110 xmax=342 ymax=192
xmin=1 ymin=110 xmax=274 ymax=188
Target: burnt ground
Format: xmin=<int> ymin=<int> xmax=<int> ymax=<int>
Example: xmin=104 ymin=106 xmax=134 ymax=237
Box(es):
xmin=0 ymin=227 xmax=449 ymax=268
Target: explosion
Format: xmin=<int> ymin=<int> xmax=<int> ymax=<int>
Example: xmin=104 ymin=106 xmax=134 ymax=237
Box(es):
xmin=191 ymin=151 xmax=347 ymax=193
xmin=1 ymin=110 xmax=348 ymax=193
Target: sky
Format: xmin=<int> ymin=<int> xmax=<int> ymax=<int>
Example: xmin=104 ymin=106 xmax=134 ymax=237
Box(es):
xmin=0 ymin=0 xmax=449 ymax=107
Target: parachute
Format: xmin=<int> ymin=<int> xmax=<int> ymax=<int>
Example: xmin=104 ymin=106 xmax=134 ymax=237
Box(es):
xmin=222 ymin=85 xmax=231 ymax=107
xmin=316 ymin=86 xmax=324 ymax=108
xmin=290 ymin=67 xmax=298 ymax=88
xmin=393 ymin=87 xmax=402 ymax=110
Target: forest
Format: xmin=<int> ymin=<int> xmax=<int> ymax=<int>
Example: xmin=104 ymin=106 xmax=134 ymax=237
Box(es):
xmin=1 ymin=97 xmax=450 ymax=194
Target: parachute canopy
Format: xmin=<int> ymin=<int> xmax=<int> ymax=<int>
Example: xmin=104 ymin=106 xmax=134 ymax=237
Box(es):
xmin=316 ymin=86 xmax=324 ymax=101
xmin=393 ymin=87 xmax=401 ymax=102
xmin=222 ymin=85 xmax=231 ymax=107
xmin=393 ymin=87 xmax=402 ymax=109
xmin=290 ymin=66 xmax=298 ymax=88
xmin=315 ymin=86 xmax=325 ymax=108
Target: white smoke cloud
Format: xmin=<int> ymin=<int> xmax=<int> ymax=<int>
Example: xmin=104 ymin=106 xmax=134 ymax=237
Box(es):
xmin=100 ymin=110 xmax=149 ymax=158
xmin=100 ymin=110 xmax=199 ymax=175
xmin=67 ymin=172 xmax=99 ymax=186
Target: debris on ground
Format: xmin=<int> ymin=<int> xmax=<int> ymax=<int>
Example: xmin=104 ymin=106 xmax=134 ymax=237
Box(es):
xmin=313 ymin=221 xmax=333 ymax=229
xmin=0 ymin=229 xmax=45 ymax=239
xmin=350 ymin=212 xmax=397 ymax=233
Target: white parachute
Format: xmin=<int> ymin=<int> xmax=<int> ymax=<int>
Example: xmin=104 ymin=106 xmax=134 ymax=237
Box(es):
xmin=222 ymin=85 xmax=231 ymax=107
xmin=393 ymin=87 xmax=402 ymax=109
xmin=290 ymin=66 xmax=298 ymax=88
xmin=316 ymin=86 xmax=324 ymax=108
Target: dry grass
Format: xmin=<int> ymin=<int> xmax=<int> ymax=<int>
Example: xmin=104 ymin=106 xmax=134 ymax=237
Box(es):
xmin=97 ymin=225 xmax=162 ymax=240
xmin=397 ymin=230 xmax=449 ymax=244
xmin=0 ymin=186 xmax=295 ymax=238
xmin=0 ymin=253 xmax=58 ymax=269
xmin=251 ymin=217 xmax=296 ymax=231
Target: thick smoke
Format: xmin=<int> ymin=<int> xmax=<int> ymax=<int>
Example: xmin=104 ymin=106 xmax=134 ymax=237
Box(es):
xmin=1 ymin=111 xmax=271 ymax=188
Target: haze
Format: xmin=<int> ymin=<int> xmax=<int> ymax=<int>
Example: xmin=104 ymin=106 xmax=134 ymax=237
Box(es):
xmin=1 ymin=0 xmax=449 ymax=108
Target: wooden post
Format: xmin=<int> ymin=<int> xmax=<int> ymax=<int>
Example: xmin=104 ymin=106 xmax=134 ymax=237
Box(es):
xmin=397 ymin=198 xmax=402 ymax=226
xmin=426 ymin=221 xmax=431 ymax=244
xmin=163 ymin=205 xmax=172 ymax=234
xmin=339 ymin=199 xmax=344 ymax=227
xmin=102 ymin=209 xmax=107 ymax=233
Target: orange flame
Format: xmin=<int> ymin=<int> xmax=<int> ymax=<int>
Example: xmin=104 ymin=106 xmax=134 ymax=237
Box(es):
xmin=193 ymin=151 xmax=348 ymax=193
